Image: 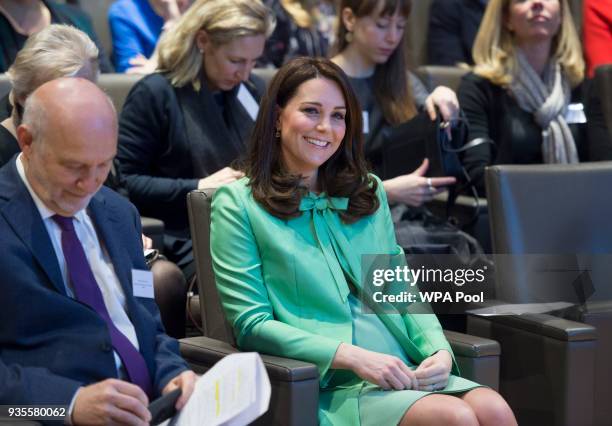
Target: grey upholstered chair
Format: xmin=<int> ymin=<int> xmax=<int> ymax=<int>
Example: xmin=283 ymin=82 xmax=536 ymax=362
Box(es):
xmin=414 ymin=65 xmax=469 ymax=93
xmin=181 ymin=188 xmax=503 ymax=425
xmin=97 ymin=73 xmax=143 ymax=114
xmin=467 ymin=163 xmax=612 ymax=426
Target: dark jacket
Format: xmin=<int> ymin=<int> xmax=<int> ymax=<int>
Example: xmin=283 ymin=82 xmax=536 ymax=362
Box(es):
xmin=0 ymin=0 xmax=113 ymax=72
xmin=0 ymin=159 xmax=188 ymax=405
xmin=427 ymin=0 xmax=486 ymax=66
xmin=116 ymin=72 xmax=265 ymax=237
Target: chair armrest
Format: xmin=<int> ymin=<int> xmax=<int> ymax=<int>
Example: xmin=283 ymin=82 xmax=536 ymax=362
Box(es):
xmin=444 ymin=330 xmax=500 ymax=358
xmin=467 ymin=311 xmax=597 ymax=425
xmin=141 ymin=216 xmax=165 ymax=251
xmin=180 ymin=336 xmax=319 ymax=382
xmin=445 ymin=330 xmax=500 ymax=390
xmin=469 ymin=313 xmax=597 ymax=342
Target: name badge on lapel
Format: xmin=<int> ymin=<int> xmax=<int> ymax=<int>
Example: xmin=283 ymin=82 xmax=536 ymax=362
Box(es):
xmin=565 ymin=103 xmax=587 ymax=124
xmin=132 ymin=269 xmax=154 ymax=299
xmin=237 ymin=84 xmax=259 ymax=121
xmin=362 ymin=111 xmax=369 ymax=134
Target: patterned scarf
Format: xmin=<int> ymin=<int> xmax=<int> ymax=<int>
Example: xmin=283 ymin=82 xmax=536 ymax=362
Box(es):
xmin=510 ymin=50 xmax=578 ymax=163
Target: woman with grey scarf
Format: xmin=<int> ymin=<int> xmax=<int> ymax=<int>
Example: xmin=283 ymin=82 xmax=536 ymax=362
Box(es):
xmin=456 ymin=0 xmax=612 ymax=193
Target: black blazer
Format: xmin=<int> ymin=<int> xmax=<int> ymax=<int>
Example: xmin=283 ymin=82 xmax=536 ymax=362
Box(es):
xmin=116 ymin=72 xmax=265 ymax=236
xmin=427 ymin=0 xmax=486 ymax=66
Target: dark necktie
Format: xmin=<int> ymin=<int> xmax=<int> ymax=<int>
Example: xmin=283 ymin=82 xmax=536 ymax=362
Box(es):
xmin=52 ymin=214 xmax=153 ymax=396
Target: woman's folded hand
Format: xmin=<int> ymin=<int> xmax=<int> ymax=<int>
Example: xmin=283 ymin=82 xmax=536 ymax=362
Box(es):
xmin=332 ymin=343 xmax=416 ymax=390
xmin=414 ymin=350 xmax=452 ymax=391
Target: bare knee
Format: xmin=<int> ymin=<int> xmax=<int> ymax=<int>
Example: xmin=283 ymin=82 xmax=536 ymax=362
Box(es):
xmin=441 ymin=402 xmax=479 ymax=426
xmin=464 ymin=388 xmax=517 ymax=426
xmin=401 ymin=395 xmax=478 ymax=426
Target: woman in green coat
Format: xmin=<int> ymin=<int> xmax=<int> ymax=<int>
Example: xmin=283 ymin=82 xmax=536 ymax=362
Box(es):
xmin=210 ymin=57 xmax=516 ymax=426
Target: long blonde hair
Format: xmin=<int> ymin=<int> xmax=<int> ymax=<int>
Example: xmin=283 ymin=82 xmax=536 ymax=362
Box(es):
xmin=472 ymin=0 xmax=584 ymax=87
xmin=157 ymin=0 xmax=275 ymax=89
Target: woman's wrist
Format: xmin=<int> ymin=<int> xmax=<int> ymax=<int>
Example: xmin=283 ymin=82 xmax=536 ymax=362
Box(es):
xmin=381 ymin=179 xmax=398 ymax=203
xmin=331 ymin=342 xmax=359 ymax=370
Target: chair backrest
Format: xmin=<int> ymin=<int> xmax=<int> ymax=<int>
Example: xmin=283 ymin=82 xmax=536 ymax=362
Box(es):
xmin=568 ymin=0 xmax=583 ymax=35
xmin=77 ymin=0 xmax=115 ymax=61
xmin=486 ymin=163 xmax=612 ymax=302
xmin=97 ymin=73 xmax=143 ymax=114
xmin=0 ymin=73 xmax=140 ymax=116
xmin=414 ymin=65 xmax=469 ymax=93
xmin=251 ymin=67 xmax=277 ymax=88
xmin=594 ymin=64 xmax=612 ymax=141
xmin=187 ymin=188 xmax=237 ymax=345
xmin=406 ymin=0 xmax=433 ymax=67
xmin=0 ymin=74 xmax=12 ymax=99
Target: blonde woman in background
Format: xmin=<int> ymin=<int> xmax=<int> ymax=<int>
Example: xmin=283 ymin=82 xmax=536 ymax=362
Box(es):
xmin=457 ymin=0 xmax=612 ymax=192
xmin=259 ymin=0 xmax=336 ymax=68
xmin=116 ymin=0 xmax=275 ymax=277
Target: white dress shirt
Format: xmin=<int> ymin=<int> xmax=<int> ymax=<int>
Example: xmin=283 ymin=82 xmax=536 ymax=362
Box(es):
xmin=16 ymin=154 xmax=140 ymax=375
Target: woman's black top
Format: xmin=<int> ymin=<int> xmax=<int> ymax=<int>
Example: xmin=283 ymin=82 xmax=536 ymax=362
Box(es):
xmin=457 ymin=72 xmax=612 ymax=191
xmin=116 ymin=72 xmax=265 ymax=237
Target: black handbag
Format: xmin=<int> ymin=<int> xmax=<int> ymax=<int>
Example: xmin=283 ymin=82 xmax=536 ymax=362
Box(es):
xmin=382 ymin=110 xmax=495 ymax=214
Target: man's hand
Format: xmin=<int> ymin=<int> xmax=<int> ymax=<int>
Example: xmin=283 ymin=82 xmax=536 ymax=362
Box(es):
xmin=162 ymin=370 xmax=198 ymax=410
xmin=141 ymin=234 xmax=153 ymax=250
xmin=72 ymin=379 xmax=150 ymax=425
xmin=332 ymin=343 xmax=416 ymax=390
xmin=414 ymin=350 xmax=453 ymax=391
xmin=198 ymin=167 xmax=244 ymax=190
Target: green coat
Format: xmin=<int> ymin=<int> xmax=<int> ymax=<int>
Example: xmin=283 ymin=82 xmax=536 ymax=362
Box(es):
xmin=211 ymin=176 xmax=478 ymax=425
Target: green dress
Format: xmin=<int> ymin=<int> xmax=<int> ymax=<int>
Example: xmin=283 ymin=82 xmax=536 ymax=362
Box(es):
xmin=210 ymin=176 xmax=480 ymax=425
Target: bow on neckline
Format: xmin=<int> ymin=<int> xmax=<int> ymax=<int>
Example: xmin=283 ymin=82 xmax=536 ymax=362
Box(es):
xmin=299 ymin=193 xmax=349 ymax=212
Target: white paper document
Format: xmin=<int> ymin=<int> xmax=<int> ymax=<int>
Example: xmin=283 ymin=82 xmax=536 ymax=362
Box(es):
xmin=161 ymin=352 xmax=271 ymax=426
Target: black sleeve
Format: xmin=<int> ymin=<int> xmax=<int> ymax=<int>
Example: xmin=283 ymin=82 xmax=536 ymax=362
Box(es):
xmin=427 ymin=0 xmax=468 ymax=66
xmin=116 ymin=77 xmax=199 ymax=213
xmin=585 ymin=78 xmax=612 ymax=161
xmin=457 ymin=73 xmax=495 ymax=188
xmin=258 ymin=1 xmax=291 ymax=68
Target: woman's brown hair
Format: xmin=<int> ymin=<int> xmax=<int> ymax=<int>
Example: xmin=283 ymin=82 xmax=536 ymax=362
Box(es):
xmin=245 ymin=57 xmax=379 ymax=223
xmin=333 ymin=0 xmax=415 ymax=125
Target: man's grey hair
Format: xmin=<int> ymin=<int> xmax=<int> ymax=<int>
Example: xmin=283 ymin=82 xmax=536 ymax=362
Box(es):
xmin=7 ymin=24 xmax=99 ymax=125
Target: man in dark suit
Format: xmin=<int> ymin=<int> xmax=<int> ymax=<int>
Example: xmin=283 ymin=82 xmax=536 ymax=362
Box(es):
xmin=427 ymin=0 xmax=487 ymax=66
xmin=0 ymin=77 xmax=195 ymax=425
